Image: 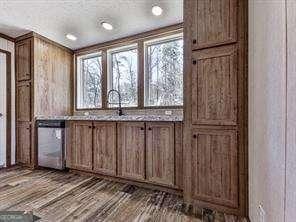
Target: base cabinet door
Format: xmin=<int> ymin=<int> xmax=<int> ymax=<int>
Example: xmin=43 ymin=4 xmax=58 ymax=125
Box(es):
xmin=190 ymin=128 xmax=238 ymax=208
xmin=67 ymin=121 xmax=93 ymax=171
xmin=16 ymin=122 xmax=31 ymax=165
xmin=93 ymin=122 xmax=117 ymax=175
xmin=117 ymin=122 xmax=145 ymax=180
xmin=146 ymin=122 xmax=175 ymax=187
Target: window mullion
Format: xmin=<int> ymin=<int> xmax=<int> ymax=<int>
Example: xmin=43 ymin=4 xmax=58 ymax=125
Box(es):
xmin=138 ymin=40 xmax=144 ymax=108
xmin=101 ymin=49 xmax=108 ymax=109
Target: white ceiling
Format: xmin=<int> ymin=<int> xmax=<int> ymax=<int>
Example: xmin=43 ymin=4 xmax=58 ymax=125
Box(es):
xmin=0 ymin=0 xmax=183 ymax=50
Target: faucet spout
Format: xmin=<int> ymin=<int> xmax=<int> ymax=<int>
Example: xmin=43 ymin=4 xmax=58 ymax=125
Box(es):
xmin=107 ymin=89 xmax=123 ymax=116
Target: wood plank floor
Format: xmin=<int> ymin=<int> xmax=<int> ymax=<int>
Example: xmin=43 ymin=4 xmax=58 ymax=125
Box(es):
xmin=0 ymin=167 xmax=248 ymax=222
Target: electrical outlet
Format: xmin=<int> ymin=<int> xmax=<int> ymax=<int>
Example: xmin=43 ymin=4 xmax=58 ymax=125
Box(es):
xmin=258 ymin=204 xmax=266 ymax=222
xmin=165 ymin=110 xmax=172 ymax=115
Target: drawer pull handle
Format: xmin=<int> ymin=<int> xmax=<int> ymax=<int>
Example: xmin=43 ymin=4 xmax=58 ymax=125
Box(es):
xmin=192 ymin=60 xmax=197 ymax=65
xmin=193 ymin=39 xmax=197 ymax=44
xmin=140 ymin=127 xmax=144 ymax=130
xmin=193 ymin=134 xmax=197 ymax=138
xmin=148 ymin=127 xmax=152 ymax=130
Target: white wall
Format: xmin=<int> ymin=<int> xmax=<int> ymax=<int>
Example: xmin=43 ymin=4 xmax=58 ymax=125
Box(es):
xmin=249 ymin=0 xmax=296 ymax=221
xmin=0 ymin=37 xmax=15 ymax=165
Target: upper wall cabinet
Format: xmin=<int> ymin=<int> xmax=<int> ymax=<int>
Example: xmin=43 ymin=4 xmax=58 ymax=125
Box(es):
xmin=191 ymin=45 xmax=237 ymax=125
xmin=16 ymin=39 xmax=31 ymax=81
xmin=191 ymin=0 xmax=237 ymax=50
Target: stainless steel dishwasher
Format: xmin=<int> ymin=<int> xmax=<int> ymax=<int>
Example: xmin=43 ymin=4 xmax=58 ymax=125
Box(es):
xmin=37 ymin=120 xmax=65 ymax=170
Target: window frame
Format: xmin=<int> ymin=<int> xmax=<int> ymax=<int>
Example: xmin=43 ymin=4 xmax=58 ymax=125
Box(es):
xmin=107 ymin=44 xmax=139 ymax=108
xmin=144 ymin=33 xmax=184 ymax=107
xmin=74 ymin=24 xmax=183 ymax=111
xmin=76 ymin=52 xmax=103 ymax=110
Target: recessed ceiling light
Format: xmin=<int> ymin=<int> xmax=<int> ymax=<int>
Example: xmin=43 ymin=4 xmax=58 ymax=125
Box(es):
xmin=152 ymin=5 xmax=163 ymax=16
xmin=101 ymin=22 xmax=113 ymax=30
xmin=66 ymin=33 xmax=77 ymax=41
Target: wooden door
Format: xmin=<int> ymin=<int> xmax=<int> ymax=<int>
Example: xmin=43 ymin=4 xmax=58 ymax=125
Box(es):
xmin=67 ymin=121 xmax=93 ymax=171
xmin=93 ymin=122 xmax=117 ymax=175
xmin=146 ymin=122 xmax=175 ymax=186
xmin=16 ymin=39 xmax=31 ymax=81
xmin=117 ymin=122 xmax=145 ymax=180
xmin=16 ymin=82 xmax=31 ymax=121
xmin=190 ymin=0 xmax=237 ymax=50
xmin=191 ymin=45 xmax=237 ymax=125
xmin=16 ymin=122 xmax=31 ymax=165
xmin=191 ymin=128 xmax=238 ymax=208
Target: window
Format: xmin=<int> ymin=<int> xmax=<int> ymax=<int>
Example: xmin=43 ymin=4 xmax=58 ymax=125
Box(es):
xmin=75 ymin=27 xmax=183 ymax=110
xmin=76 ymin=53 xmax=102 ymax=109
xmin=108 ymin=44 xmax=138 ymax=107
xmin=144 ymin=34 xmax=183 ymax=106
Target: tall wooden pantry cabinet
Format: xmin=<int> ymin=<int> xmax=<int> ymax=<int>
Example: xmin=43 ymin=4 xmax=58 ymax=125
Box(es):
xmin=183 ymin=0 xmax=248 ymax=216
xmin=15 ymin=33 xmax=73 ymax=167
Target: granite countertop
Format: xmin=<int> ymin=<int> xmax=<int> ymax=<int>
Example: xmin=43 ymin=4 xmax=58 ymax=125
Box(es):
xmin=35 ymin=114 xmax=183 ymax=122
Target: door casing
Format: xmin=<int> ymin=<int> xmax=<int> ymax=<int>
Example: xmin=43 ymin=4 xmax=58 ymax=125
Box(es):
xmin=0 ymin=49 xmax=11 ymax=167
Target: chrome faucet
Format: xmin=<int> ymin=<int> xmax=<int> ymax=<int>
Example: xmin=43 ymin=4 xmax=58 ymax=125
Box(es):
xmin=107 ymin=89 xmax=123 ymax=116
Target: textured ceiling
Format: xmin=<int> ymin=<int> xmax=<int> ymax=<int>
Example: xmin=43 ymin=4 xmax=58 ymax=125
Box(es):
xmin=0 ymin=0 xmax=183 ymax=50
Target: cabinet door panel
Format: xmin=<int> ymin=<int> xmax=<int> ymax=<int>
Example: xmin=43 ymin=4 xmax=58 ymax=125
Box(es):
xmin=191 ymin=0 xmax=237 ymax=49
xmin=192 ymin=45 xmax=237 ymax=125
xmin=191 ymin=128 xmax=238 ymax=208
xmin=67 ymin=121 xmax=93 ymax=171
xmin=146 ymin=123 xmax=175 ymax=186
xmin=16 ymin=82 xmax=31 ymax=121
xmin=93 ymin=122 xmax=117 ymax=175
xmin=16 ymin=122 xmax=31 ymax=165
xmin=117 ymin=122 xmax=145 ymax=180
xmin=16 ymin=39 xmax=31 ymax=81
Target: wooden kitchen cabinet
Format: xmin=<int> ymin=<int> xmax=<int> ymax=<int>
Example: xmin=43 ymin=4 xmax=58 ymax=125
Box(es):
xmin=191 ymin=45 xmax=237 ymax=126
xmin=93 ymin=122 xmax=117 ymax=176
xmin=184 ymin=0 xmax=247 ymax=215
xmin=190 ymin=128 xmax=238 ymax=208
xmin=146 ymin=122 xmax=175 ymax=186
xmin=16 ymin=39 xmax=32 ymax=81
xmin=117 ymin=122 xmax=145 ymax=180
xmin=190 ymin=0 xmax=237 ymax=50
xmin=16 ymin=81 xmax=31 ymax=122
xmin=67 ymin=121 xmax=93 ymax=171
xmin=16 ymin=122 xmax=31 ymax=165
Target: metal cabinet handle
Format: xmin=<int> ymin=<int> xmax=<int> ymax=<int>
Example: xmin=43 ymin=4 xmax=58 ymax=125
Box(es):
xmin=193 ymin=39 xmax=197 ymax=44
xmin=192 ymin=60 xmax=197 ymax=65
xmin=140 ymin=127 xmax=144 ymax=130
xmin=148 ymin=127 xmax=152 ymax=131
xmin=193 ymin=134 xmax=197 ymax=138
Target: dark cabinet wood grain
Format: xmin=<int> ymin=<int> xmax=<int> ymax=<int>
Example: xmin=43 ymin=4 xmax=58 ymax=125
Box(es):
xmin=117 ymin=122 xmax=145 ymax=180
xmin=67 ymin=121 xmax=93 ymax=171
xmin=191 ymin=128 xmax=238 ymax=208
xmin=191 ymin=45 xmax=237 ymax=125
xmin=16 ymin=39 xmax=31 ymax=81
xmin=146 ymin=122 xmax=175 ymax=187
xmin=16 ymin=122 xmax=31 ymax=165
xmin=16 ymin=82 xmax=31 ymax=122
xmin=93 ymin=122 xmax=117 ymax=175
